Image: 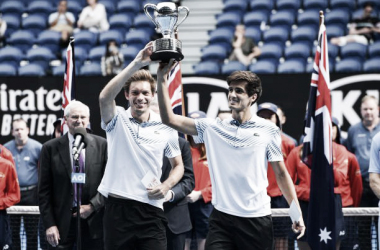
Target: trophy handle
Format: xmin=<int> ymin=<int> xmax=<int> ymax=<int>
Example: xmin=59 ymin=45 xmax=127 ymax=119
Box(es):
xmin=174 ymin=6 xmax=190 ymax=32
xmin=143 ymin=4 xmax=159 ymax=28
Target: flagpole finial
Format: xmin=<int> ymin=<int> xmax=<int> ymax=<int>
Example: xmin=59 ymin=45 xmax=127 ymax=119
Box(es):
xmin=319 ymin=11 xmax=324 ymax=26
xmin=69 ymin=36 xmax=75 ymax=43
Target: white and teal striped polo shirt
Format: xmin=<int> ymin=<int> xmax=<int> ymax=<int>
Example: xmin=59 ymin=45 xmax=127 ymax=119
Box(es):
xmin=98 ymin=106 xmax=181 ymax=209
xmin=194 ymin=116 xmax=283 ymax=217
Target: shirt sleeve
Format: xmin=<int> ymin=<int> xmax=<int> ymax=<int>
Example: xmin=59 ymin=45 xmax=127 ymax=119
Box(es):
xmin=193 ymin=118 xmax=214 ymax=144
xmin=267 ymin=128 xmax=284 ymax=162
xmin=369 ymin=133 xmax=380 ymax=173
xmin=0 ymin=160 xmax=20 ymax=209
xmin=101 ymin=106 xmax=123 ymax=133
xmin=164 ymin=129 xmax=181 ymax=158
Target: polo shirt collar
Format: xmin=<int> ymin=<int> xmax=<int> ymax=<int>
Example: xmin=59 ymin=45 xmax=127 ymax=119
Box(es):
xmin=229 ymin=115 xmax=257 ymax=126
xmin=126 ymin=107 xmax=160 ymax=123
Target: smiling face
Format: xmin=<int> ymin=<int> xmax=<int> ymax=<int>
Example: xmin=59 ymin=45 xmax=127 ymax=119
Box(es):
xmin=228 ymin=81 xmax=257 ymax=112
xmin=125 ymin=81 xmax=154 ymax=117
xmin=65 ymin=106 xmax=90 ymax=135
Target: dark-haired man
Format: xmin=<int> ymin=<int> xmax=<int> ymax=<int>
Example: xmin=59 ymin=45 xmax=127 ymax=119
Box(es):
xmin=156 ymin=63 xmax=305 ymax=249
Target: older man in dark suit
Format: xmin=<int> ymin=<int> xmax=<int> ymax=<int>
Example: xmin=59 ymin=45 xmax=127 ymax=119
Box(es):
xmin=38 ymin=100 xmax=107 ymax=250
xmin=161 ymin=136 xmax=195 ymax=250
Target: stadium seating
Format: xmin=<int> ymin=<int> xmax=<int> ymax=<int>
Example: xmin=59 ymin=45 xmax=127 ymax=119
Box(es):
xmin=368 ymin=42 xmax=380 ymax=58
xmin=278 ymin=60 xmax=305 ymax=73
xmin=73 ymin=30 xmax=98 ymax=52
xmin=221 ymin=61 xmax=247 ymax=75
xmin=303 ymin=0 xmax=328 ymax=11
xmin=67 ymin=1 xmax=83 ymax=17
xmin=26 ymin=47 xmax=56 ymax=70
xmin=216 ymin=13 xmax=241 ymax=31
xmin=8 ymin=30 xmax=35 ymax=53
xmin=335 ymin=59 xmax=362 ymax=72
xmin=208 ymin=28 xmax=234 ymax=51
xmin=61 ymin=46 xmax=88 ymax=66
xmin=291 ymin=26 xmax=317 ymax=47
xmin=37 ymin=30 xmax=61 ymax=53
xmin=330 ymin=0 xmax=356 ymax=11
xmin=80 ymin=62 xmax=102 ymax=76
xmin=269 ymin=11 xmax=295 ymax=31
xmin=222 ymin=0 xmax=248 ymax=16
xmin=244 ymin=11 xmax=268 ymax=28
xmin=2 ymin=14 xmax=21 ymax=37
xmin=120 ymin=45 xmax=140 ymax=62
xmin=27 ymin=1 xmax=53 ymax=17
xmin=0 ymin=46 xmax=23 ymax=68
xmin=22 ymin=15 xmax=47 ymax=36
xmin=99 ymin=30 xmax=124 ymax=45
xmin=99 ymin=0 xmax=116 ymax=17
xmin=249 ymin=0 xmax=274 ymax=15
xmin=200 ymin=45 xmax=227 ymax=62
xmin=18 ymin=63 xmax=45 ymax=76
xmin=117 ymin=1 xmax=140 ymax=17
xmin=245 ymin=27 xmax=262 ymax=43
xmin=249 ymin=60 xmax=277 ymax=74
xmin=363 ymin=58 xmax=380 ymax=72
xmin=133 ymin=13 xmax=155 ymax=36
xmin=88 ymin=45 xmax=106 ymax=62
xmin=0 ymin=63 xmax=17 ymax=76
xmin=340 ymin=43 xmax=367 ymax=61
xmin=276 ymin=0 xmax=301 ymax=13
xmin=284 ymin=43 xmax=310 ymax=62
xmin=258 ymin=43 xmax=283 ymax=61
xmin=125 ymin=30 xmax=150 ymax=48
xmin=109 ymin=13 xmax=133 ymax=35
xmin=325 ymin=9 xmax=350 ymax=31
xmin=0 ymin=1 xmax=25 ymax=16
xmin=193 ymin=61 xmax=220 ymax=75
xmin=297 ymin=10 xmax=320 ymax=30
xmin=263 ymin=27 xmax=289 ymax=45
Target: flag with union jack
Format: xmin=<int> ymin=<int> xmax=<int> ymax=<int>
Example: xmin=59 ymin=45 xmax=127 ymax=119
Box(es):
xmin=61 ymin=38 xmax=76 ymax=134
xmin=301 ymin=14 xmax=336 ymax=249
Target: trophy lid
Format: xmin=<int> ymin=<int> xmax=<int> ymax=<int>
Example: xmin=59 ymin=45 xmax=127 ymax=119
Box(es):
xmin=156 ymin=2 xmax=178 ymax=15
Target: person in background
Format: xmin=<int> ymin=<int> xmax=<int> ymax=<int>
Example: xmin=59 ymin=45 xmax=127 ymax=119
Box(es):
xmin=48 ymin=0 xmax=75 ymax=47
xmin=4 ymin=118 xmax=42 ymax=250
xmin=277 ymin=105 xmax=298 ymax=146
xmin=330 ymin=2 xmax=380 ymax=46
xmin=101 ymin=40 xmax=124 ymax=76
xmin=229 ymin=24 xmax=261 ymax=66
xmin=257 ymin=102 xmax=295 ymax=250
xmin=162 ymin=135 xmax=194 ymax=250
xmin=184 ymin=111 xmax=213 ymax=250
xmin=344 ymin=95 xmax=380 ymax=250
xmin=0 ymin=145 xmax=20 ymax=250
xmin=51 ymin=118 xmax=63 ymax=139
xmin=39 ymin=100 xmax=107 ymax=249
xmin=76 ymin=0 xmax=109 ymax=33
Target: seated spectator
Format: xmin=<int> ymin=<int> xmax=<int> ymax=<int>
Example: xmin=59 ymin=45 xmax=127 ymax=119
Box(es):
xmin=229 ymin=24 xmax=261 ymax=66
xmin=101 ymin=40 xmax=124 ymax=76
xmin=330 ymin=2 xmax=380 ymax=46
xmin=76 ymin=0 xmax=109 ymax=33
xmin=0 ymin=13 xmax=7 ymax=47
xmin=48 ymin=0 xmax=75 ymax=47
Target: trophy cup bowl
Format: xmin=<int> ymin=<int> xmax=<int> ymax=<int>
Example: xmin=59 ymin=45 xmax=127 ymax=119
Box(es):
xmin=144 ymin=2 xmax=190 ymax=62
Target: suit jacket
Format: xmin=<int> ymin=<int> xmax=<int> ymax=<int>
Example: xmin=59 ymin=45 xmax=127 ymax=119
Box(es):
xmin=38 ymin=133 xmax=107 ymax=242
xmin=161 ymin=137 xmax=195 ymax=234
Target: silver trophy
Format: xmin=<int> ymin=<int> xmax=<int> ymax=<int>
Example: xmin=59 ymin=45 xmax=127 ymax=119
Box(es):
xmin=144 ymin=2 xmax=190 ymax=62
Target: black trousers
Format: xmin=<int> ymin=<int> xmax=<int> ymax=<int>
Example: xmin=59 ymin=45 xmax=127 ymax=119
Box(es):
xmin=0 ymin=210 xmax=12 ymax=249
xmin=48 ymin=216 xmax=103 ymax=250
xmin=205 ymin=209 xmax=274 ymax=250
xmin=104 ymin=197 xmax=167 ymax=250
xmin=12 ymin=188 xmax=38 ymax=250
xmin=166 ymin=226 xmax=186 ymax=250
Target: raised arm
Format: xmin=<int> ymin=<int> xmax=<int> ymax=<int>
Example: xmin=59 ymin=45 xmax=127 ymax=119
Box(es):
xmin=156 ymin=59 xmax=198 ymax=135
xmin=99 ymin=42 xmax=153 ymax=124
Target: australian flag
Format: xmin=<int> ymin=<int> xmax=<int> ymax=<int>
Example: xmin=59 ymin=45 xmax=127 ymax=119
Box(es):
xmin=61 ymin=38 xmax=76 ymax=134
xmin=302 ymin=14 xmax=336 ymax=249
